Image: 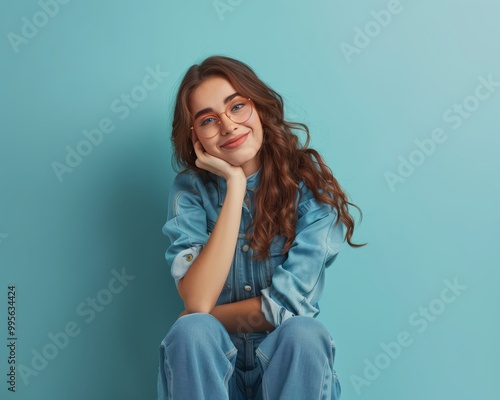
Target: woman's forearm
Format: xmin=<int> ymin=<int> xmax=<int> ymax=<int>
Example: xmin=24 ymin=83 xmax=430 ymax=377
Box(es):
xmin=178 ymin=174 xmax=247 ymax=314
xmin=209 ymin=296 xmax=276 ymax=333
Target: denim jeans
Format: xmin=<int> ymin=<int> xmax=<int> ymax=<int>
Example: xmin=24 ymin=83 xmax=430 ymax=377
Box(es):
xmin=157 ymin=313 xmax=341 ymax=400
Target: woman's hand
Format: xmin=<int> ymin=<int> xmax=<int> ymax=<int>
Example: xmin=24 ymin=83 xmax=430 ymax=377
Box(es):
xmin=193 ymin=138 xmax=245 ymax=182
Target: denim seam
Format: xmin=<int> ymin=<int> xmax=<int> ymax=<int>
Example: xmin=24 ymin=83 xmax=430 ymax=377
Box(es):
xmin=225 ymin=346 xmax=238 ymax=359
xmin=261 ymin=374 xmax=270 ymax=400
xmin=254 ymin=348 xmax=270 ymax=366
xmin=223 ymin=349 xmax=237 ymax=396
xmin=334 ymin=370 xmax=341 ymax=398
xmin=164 ymin=352 xmax=174 ymax=400
xmin=318 ymin=358 xmax=330 ymax=400
xmin=255 ymin=348 xmax=270 ymax=399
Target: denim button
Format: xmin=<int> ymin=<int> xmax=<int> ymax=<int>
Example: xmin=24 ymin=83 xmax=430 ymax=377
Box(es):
xmin=244 ymin=285 xmax=252 ymax=291
xmin=242 ymin=244 xmax=249 ymax=252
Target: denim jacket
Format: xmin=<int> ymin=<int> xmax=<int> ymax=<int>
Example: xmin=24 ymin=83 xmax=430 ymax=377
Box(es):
xmin=162 ymin=168 xmax=346 ymax=327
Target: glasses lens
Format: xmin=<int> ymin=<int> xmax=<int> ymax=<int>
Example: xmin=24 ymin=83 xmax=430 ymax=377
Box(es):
xmin=194 ymin=114 xmax=220 ymax=138
xmin=193 ymin=98 xmax=253 ymax=138
xmin=227 ymin=98 xmax=252 ymax=123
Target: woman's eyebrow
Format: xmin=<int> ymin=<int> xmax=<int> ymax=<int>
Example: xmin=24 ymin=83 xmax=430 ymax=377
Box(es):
xmin=193 ymin=92 xmax=241 ymax=120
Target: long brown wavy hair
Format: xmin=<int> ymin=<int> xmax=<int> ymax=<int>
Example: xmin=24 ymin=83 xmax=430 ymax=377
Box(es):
xmin=171 ymin=55 xmax=365 ymax=259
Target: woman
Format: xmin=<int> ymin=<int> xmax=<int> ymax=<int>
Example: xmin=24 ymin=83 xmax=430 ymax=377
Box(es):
xmin=157 ymin=55 xmax=363 ymax=400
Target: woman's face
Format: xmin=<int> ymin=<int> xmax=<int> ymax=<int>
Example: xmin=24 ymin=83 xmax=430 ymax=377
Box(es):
xmin=189 ymin=76 xmax=264 ymax=177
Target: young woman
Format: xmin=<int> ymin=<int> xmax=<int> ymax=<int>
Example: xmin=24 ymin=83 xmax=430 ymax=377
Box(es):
xmin=157 ymin=55 xmax=363 ymax=400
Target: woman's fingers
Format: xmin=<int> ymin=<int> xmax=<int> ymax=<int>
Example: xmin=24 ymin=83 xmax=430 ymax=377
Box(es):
xmin=192 ymin=139 xmax=203 ymax=158
xmin=191 ymin=138 xmax=245 ymax=180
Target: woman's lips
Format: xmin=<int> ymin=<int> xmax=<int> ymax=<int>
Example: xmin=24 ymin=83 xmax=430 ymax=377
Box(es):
xmin=221 ymin=133 xmax=248 ymax=149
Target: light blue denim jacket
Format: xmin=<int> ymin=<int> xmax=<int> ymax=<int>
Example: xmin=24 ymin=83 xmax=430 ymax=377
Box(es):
xmin=162 ymin=168 xmax=345 ymax=327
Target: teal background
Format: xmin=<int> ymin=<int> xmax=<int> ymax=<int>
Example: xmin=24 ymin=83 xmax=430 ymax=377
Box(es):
xmin=1 ymin=0 xmax=499 ymax=399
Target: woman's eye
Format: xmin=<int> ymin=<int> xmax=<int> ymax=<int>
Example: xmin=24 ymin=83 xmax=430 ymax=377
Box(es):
xmin=201 ymin=116 xmax=217 ymax=126
xmin=231 ymin=102 xmax=246 ymax=112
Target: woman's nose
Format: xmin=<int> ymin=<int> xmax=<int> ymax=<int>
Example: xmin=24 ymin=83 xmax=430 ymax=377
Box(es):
xmin=219 ymin=113 xmax=238 ymax=135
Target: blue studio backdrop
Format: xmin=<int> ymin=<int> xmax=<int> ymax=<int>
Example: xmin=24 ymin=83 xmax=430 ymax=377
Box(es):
xmin=1 ymin=1 xmax=499 ymax=399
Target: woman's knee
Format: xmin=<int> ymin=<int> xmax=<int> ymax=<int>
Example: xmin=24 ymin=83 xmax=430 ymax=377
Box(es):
xmin=160 ymin=312 xmax=228 ymax=348
xmin=278 ymin=316 xmax=333 ymax=348
xmin=256 ymin=316 xmax=337 ymax=376
xmin=280 ymin=315 xmax=329 ymax=333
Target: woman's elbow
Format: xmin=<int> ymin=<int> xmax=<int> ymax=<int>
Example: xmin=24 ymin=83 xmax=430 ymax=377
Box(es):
xmin=183 ymin=303 xmax=214 ymax=315
xmin=178 ymin=279 xmax=217 ymax=314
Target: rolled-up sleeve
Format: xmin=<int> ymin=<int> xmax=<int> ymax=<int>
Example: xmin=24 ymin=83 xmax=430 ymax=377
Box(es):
xmin=260 ymin=190 xmax=345 ymax=327
xmin=162 ymin=173 xmax=209 ymax=289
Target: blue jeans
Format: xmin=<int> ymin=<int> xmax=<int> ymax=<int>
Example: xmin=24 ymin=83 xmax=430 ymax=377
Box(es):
xmin=157 ymin=313 xmax=341 ymax=400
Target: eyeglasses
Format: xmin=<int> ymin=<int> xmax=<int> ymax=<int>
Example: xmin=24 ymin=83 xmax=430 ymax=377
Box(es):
xmin=191 ymin=97 xmax=254 ymax=139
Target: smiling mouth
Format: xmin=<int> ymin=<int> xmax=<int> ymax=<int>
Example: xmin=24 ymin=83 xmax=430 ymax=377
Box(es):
xmin=221 ymin=133 xmax=249 ymax=149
